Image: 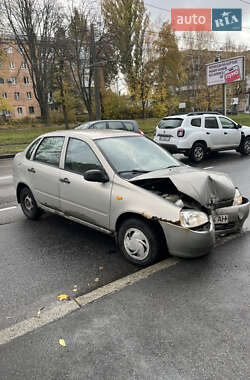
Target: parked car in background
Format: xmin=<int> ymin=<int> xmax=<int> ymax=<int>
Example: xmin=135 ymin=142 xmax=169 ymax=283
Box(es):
xmin=13 ymin=130 xmax=249 ymax=266
xmin=154 ymin=112 xmax=250 ymax=162
xmin=75 ymin=120 xmax=144 ymax=134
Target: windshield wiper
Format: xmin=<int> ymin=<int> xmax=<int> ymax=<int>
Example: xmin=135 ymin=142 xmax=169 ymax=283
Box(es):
xmin=118 ymin=169 xmax=150 ymax=175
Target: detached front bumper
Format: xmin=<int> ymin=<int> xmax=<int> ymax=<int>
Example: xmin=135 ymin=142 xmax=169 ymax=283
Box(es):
xmin=213 ymin=197 xmax=249 ymax=235
xmin=160 ymin=217 xmax=215 ymax=258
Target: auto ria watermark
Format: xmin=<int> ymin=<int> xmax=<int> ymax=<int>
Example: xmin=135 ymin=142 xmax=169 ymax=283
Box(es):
xmin=171 ymin=8 xmax=242 ymax=31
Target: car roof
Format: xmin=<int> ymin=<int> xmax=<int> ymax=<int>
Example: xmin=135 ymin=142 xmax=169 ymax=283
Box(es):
xmin=80 ymin=119 xmax=137 ymax=124
xmin=162 ymin=112 xmax=222 ymax=120
xmin=40 ymin=129 xmax=139 ymax=140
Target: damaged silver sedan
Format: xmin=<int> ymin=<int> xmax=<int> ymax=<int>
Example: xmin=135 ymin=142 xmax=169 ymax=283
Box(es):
xmin=13 ymin=130 xmax=249 ymax=266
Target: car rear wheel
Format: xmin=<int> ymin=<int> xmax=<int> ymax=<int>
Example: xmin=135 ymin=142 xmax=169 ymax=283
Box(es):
xmin=20 ymin=187 xmax=42 ymax=220
xmin=118 ymin=218 xmax=161 ymax=266
xmin=239 ymin=137 xmax=250 ymax=155
xmin=189 ymin=143 xmax=206 ymax=163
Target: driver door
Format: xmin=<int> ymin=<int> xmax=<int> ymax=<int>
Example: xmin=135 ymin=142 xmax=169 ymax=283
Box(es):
xmin=59 ymin=137 xmax=112 ymax=229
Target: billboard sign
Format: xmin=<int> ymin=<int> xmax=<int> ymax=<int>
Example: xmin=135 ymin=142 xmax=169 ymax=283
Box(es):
xmin=206 ymin=56 xmax=245 ymax=86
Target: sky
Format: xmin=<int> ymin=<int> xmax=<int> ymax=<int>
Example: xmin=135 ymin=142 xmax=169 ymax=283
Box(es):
xmin=145 ymin=0 xmax=250 ymax=49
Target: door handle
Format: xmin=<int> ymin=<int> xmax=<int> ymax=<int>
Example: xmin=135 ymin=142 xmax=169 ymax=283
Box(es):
xmin=224 ymin=132 xmax=228 ymax=135
xmin=60 ymin=178 xmax=70 ymax=184
xmin=28 ymin=168 xmax=36 ymax=173
xmin=206 ymin=132 xmax=210 ymax=135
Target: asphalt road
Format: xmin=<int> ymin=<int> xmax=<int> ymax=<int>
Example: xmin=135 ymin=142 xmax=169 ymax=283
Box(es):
xmin=0 ymin=151 xmax=250 ymax=332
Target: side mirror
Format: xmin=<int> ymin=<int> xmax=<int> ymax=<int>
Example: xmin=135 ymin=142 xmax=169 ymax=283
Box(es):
xmin=84 ymin=169 xmax=109 ymax=183
xmin=235 ymin=123 xmax=242 ymax=129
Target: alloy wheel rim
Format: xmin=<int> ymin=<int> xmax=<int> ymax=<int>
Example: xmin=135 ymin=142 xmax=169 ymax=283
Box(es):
xmin=244 ymin=140 xmax=250 ymax=154
xmin=124 ymin=228 xmax=150 ymax=260
xmin=194 ymin=146 xmax=204 ymax=161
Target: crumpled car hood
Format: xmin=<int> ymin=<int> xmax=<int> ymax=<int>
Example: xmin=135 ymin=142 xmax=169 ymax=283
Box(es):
xmin=130 ymin=166 xmax=235 ymax=207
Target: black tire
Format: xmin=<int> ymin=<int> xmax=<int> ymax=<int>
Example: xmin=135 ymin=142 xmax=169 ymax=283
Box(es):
xmin=189 ymin=143 xmax=206 ymax=163
xmin=20 ymin=187 xmax=42 ymax=220
xmin=239 ymin=137 xmax=250 ymax=155
xmin=118 ymin=218 xmax=162 ymax=266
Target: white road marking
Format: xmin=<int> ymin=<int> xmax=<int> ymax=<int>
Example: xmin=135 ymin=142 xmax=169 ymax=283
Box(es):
xmin=0 ymin=176 xmax=13 ymax=181
xmin=0 ymin=257 xmax=180 ymax=345
xmin=203 ymin=166 xmax=213 ymax=170
xmin=0 ymin=206 xmax=17 ymax=212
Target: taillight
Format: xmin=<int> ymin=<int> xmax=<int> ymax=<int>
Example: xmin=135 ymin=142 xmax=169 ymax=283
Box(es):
xmin=153 ymin=128 xmax=156 ymax=136
xmin=177 ymin=128 xmax=185 ymax=137
xmin=138 ymin=129 xmax=144 ymax=135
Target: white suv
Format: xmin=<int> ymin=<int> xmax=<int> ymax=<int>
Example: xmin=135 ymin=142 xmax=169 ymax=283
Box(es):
xmin=154 ymin=112 xmax=250 ymax=162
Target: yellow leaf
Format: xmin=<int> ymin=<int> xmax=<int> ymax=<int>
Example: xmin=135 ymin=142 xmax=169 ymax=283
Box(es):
xmin=59 ymin=339 xmax=66 ymax=347
xmin=72 ymin=285 xmax=78 ymax=292
xmin=94 ymin=278 xmax=99 ymax=282
xmin=57 ymin=294 xmax=69 ymax=301
xmin=99 ymin=266 xmax=104 ymax=271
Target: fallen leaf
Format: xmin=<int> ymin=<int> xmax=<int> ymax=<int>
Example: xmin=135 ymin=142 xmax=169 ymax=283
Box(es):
xmin=57 ymin=294 xmax=70 ymax=301
xmin=88 ymin=283 xmax=90 ymax=287
xmin=59 ymin=339 xmax=66 ymax=347
xmin=37 ymin=307 xmax=45 ymax=318
xmin=94 ymin=278 xmax=99 ymax=282
xmin=99 ymin=266 xmax=104 ymax=271
xmin=72 ymin=285 xmax=78 ymax=292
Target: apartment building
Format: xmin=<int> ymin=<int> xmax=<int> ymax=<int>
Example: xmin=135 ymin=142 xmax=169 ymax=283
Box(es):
xmin=0 ymin=40 xmax=40 ymax=119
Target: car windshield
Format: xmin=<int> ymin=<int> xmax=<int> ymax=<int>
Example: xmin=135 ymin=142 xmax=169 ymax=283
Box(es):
xmin=96 ymin=136 xmax=181 ymax=178
xmin=75 ymin=122 xmax=92 ymax=130
xmin=158 ymin=118 xmax=183 ymax=129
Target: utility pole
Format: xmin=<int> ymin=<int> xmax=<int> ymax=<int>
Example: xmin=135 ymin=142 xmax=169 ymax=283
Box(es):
xmin=91 ymin=23 xmax=101 ymax=120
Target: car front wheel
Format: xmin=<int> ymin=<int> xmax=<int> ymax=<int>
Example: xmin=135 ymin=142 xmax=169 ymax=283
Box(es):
xmin=239 ymin=137 xmax=250 ymax=155
xmin=20 ymin=187 xmax=42 ymax=220
xmin=118 ymin=218 xmax=161 ymax=266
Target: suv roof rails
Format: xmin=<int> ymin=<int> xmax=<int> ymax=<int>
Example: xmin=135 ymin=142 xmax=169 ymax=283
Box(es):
xmin=187 ymin=111 xmax=222 ymax=116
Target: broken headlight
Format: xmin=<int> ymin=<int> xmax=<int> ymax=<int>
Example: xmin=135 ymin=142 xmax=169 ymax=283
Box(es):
xmin=180 ymin=210 xmax=208 ymax=228
xmin=233 ymin=188 xmax=242 ymax=206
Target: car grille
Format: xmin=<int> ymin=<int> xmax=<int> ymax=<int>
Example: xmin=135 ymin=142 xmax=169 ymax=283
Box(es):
xmin=215 ymin=222 xmax=236 ymax=231
xmin=214 ymin=199 xmax=234 ymax=209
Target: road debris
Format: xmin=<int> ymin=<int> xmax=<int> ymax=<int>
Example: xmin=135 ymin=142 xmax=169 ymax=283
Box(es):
xmin=57 ymin=294 xmax=70 ymax=301
xmin=59 ymin=339 xmax=66 ymax=347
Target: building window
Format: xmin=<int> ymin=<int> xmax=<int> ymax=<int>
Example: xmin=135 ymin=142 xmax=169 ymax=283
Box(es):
xmin=24 ymin=76 xmax=29 ymax=84
xmin=2 ymin=93 xmax=8 ymax=98
xmin=0 ymin=78 xmax=4 ymax=84
xmin=29 ymin=106 xmax=34 ymax=114
xmin=14 ymin=92 xmax=20 ymax=100
xmin=21 ymin=61 xmax=27 ymax=69
xmin=9 ymin=61 xmax=15 ymax=69
xmin=6 ymin=46 xmax=13 ymax=54
xmin=10 ymin=77 xmax=17 ymax=85
xmin=5 ymin=110 xmax=11 ymax=116
xmin=26 ymin=92 xmax=32 ymax=100
xmin=17 ymin=107 xmax=23 ymax=115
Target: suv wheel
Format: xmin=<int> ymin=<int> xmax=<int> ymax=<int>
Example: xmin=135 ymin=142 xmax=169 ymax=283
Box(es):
xmin=189 ymin=143 xmax=206 ymax=163
xmin=118 ymin=218 xmax=161 ymax=266
xmin=239 ymin=137 xmax=250 ymax=155
xmin=20 ymin=187 xmax=42 ymax=220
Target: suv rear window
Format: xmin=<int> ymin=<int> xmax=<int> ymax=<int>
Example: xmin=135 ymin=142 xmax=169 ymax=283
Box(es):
xmin=158 ymin=118 xmax=183 ymax=129
xmin=191 ymin=118 xmax=201 ymax=127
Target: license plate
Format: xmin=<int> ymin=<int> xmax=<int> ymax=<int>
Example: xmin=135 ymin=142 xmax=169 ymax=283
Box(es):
xmin=213 ymin=215 xmax=229 ymax=224
xmin=159 ymin=136 xmax=170 ymax=141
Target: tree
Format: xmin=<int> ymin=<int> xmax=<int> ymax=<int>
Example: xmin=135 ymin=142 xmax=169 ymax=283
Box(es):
xmin=2 ymin=0 xmax=62 ymax=125
xmin=151 ymin=23 xmax=185 ymax=116
xmin=102 ymin=0 xmax=152 ymax=117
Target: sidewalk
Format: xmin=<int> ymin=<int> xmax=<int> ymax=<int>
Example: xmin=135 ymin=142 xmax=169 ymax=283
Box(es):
xmin=1 ymin=233 xmax=250 ymax=379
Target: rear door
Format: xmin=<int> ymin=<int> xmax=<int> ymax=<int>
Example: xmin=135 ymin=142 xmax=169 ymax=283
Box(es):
xmin=218 ymin=116 xmax=241 ymax=147
xmin=204 ymin=116 xmax=224 ymax=149
xmin=29 ymin=136 xmax=65 ymax=210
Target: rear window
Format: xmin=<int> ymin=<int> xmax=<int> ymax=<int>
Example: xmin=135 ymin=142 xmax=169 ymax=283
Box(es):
xmin=158 ymin=118 xmax=183 ymax=129
xmin=191 ymin=118 xmax=201 ymax=127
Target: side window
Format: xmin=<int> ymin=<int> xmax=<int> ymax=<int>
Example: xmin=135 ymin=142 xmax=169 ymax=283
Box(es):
xmin=26 ymin=138 xmax=41 ymax=160
xmin=191 ymin=118 xmax=201 ymax=127
xmin=123 ymin=122 xmax=134 ymax=131
xmin=34 ymin=136 xmax=64 ymax=167
xmin=205 ymin=117 xmax=219 ymax=129
xmin=92 ymin=122 xmax=107 ymax=130
xmin=219 ymin=117 xmax=236 ymax=129
xmin=108 ymin=121 xmax=125 ymax=130
xmin=64 ymin=138 xmax=102 ymax=175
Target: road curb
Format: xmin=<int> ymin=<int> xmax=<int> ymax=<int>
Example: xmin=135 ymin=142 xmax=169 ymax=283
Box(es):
xmin=0 ymin=154 xmax=15 ymax=159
